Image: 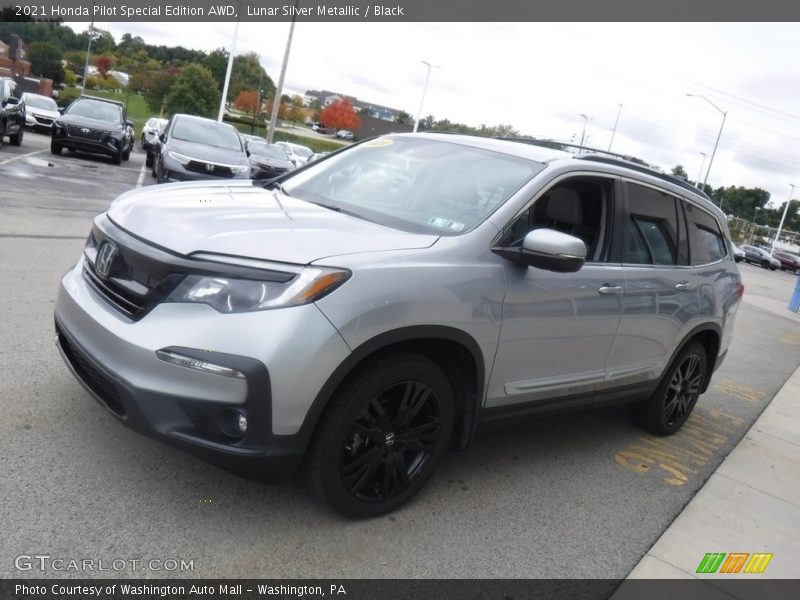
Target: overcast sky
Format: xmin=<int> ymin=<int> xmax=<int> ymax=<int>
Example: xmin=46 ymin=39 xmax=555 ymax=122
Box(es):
xmin=71 ymin=21 xmax=800 ymax=207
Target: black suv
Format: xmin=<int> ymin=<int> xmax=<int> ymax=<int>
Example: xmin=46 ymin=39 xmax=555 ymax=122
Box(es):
xmin=51 ymin=96 xmax=134 ymax=164
xmin=0 ymin=77 xmax=25 ymax=146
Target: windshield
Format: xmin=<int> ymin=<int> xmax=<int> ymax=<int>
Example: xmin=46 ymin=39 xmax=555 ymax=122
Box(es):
xmin=172 ymin=118 xmax=242 ymax=151
xmin=24 ymin=95 xmax=57 ymax=110
xmin=283 ymin=137 xmax=544 ymax=235
xmin=249 ymin=143 xmax=289 ymax=160
xmin=66 ymin=99 xmax=122 ymax=123
xmin=289 ymin=144 xmax=313 ymax=158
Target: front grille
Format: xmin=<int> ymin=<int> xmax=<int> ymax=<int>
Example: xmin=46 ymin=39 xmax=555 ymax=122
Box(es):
xmin=83 ymin=265 xmax=147 ymax=319
xmin=34 ymin=115 xmax=54 ymax=125
xmin=58 ymin=328 xmax=126 ymax=416
xmin=185 ymin=160 xmax=234 ymax=178
xmin=65 ymin=123 xmax=104 ymax=141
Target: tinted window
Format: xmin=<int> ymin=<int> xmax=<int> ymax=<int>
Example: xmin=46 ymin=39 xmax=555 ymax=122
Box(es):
xmin=623 ymin=183 xmax=680 ymax=265
xmin=66 ymin=99 xmax=122 ymax=123
xmin=684 ymin=202 xmax=728 ymax=265
xmin=171 ymin=118 xmax=242 ymax=151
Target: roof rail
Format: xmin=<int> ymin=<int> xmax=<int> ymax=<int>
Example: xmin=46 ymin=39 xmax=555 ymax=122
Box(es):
xmin=494 ymin=136 xmax=711 ymax=201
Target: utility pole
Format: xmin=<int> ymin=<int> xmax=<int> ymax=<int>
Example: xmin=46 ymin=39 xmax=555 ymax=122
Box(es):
xmin=217 ymin=18 xmax=239 ymax=122
xmin=696 ymin=152 xmax=707 ymax=187
xmin=687 ymin=93 xmax=727 ymax=195
xmin=772 ymin=183 xmax=796 ymax=253
xmin=578 ymin=114 xmax=589 ymax=153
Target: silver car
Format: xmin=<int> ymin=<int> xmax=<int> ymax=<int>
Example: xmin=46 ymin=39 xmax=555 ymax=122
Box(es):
xmin=54 ymin=134 xmax=743 ymax=517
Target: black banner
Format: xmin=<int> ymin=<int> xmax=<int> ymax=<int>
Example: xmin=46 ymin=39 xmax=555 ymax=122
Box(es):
xmin=2 ymin=0 xmax=800 ymax=22
xmin=3 ymin=580 xmax=800 ymax=600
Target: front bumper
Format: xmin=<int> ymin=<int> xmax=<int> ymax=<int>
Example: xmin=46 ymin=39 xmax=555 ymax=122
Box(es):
xmin=25 ymin=113 xmax=55 ymax=131
xmin=160 ymin=157 xmax=251 ymax=183
xmin=53 ymin=131 xmax=122 ymax=156
xmin=54 ymin=259 xmax=352 ymax=474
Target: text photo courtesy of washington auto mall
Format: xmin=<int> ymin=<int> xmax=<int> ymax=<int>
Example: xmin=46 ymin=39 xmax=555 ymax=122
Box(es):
xmin=1 ymin=1 xmax=800 ymax=599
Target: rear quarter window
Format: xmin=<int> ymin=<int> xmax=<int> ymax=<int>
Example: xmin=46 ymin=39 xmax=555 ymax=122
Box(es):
xmin=684 ymin=202 xmax=728 ymax=265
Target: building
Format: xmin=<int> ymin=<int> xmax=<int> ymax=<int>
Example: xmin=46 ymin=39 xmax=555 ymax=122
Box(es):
xmin=0 ymin=37 xmax=32 ymax=79
xmin=304 ymin=88 xmax=404 ymax=123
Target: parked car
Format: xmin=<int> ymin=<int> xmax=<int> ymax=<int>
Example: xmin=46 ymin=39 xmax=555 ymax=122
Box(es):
xmin=152 ymin=114 xmax=250 ymax=183
xmin=312 ymin=123 xmax=329 ymax=134
xmin=336 ymin=130 xmax=354 ymax=140
xmin=740 ymin=244 xmax=780 ymax=270
xmin=0 ymin=76 xmax=25 ymax=146
xmin=307 ymin=151 xmax=330 ymax=163
xmin=51 ymin=96 xmax=134 ymax=164
xmin=21 ymin=92 xmax=58 ymax=133
xmin=274 ymin=140 xmax=313 ymax=166
xmin=731 ymin=242 xmax=745 ymax=262
xmin=54 ymin=133 xmax=742 ymax=517
xmin=246 ymin=141 xmax=294 ymax=180
xmin=773 ymin=251 xmax=800 ymax=273
xmin=141 ymin=117 xmax=168 ymax=167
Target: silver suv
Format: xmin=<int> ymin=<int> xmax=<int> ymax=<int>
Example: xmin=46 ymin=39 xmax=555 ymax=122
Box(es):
xmin=54 ymin=134 xmax=743 ymax=517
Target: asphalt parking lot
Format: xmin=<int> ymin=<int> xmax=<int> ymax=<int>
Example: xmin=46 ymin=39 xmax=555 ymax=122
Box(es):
xmin=2 ymin=130 xmax=800 ymax=583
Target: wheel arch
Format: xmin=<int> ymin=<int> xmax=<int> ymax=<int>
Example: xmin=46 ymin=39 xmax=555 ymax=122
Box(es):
xmin=669 ymin=324 xmax=722 ymax=393
xmin=297 ymin=326 xmax=486 ymax=454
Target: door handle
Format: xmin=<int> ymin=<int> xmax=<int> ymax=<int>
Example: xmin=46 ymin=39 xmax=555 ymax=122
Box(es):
xmin=675 ymin=281 xmax=692 ymax=291
xmin=598 ymin=284 xmax=623 ymax=295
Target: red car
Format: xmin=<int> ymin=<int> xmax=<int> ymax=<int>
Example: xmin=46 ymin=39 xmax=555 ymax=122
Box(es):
xmin=773 ymin=251 xmax=800 ymax=273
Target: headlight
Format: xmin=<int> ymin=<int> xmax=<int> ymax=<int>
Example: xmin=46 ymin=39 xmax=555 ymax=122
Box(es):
xmin=165 ymin=267 xmax=350 ymax=313
xmin=168 ymin=151 xmax=192 ymax=165
xmin=230 ymin=164 xmax=249 ymax=174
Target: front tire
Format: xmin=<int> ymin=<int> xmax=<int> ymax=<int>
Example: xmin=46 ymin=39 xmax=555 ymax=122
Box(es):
xmin=629 ymin=343 xmax=707 ymax=436
xmin=304 ymin=354 xmax=454 ymax=518
xmin=112 ymin=145 xmax=123 ymax=165
xmin=50 ymin=140 xmax=62 ymax=155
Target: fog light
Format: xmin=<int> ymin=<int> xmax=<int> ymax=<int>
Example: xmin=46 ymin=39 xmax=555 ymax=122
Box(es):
xmin=156 ymin=349 xmax=245 ymax=379
xmin=217 ymin=408 xmax=248 ymax=438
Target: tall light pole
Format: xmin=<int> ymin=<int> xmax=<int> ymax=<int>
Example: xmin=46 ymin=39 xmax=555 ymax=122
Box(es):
xmin=217 ymin=18 xmax=240 ymax=122
xmin=608 ymin=103 xmax=623 ymax=151
xmin=687 ymin=93 xmax=727 ymax=195
xmin=696 ymin=152 xmax=707 ymax=187
xmin=81 ymin=2 xmax=97 ymax=94
xmin=578 ymin=113 xmax=590 ymax=153
xmin=772 ymin=183 xmax=797 ymax=253
xmin=749 ymin=206 xmax=762 ymax=245
xmin=413 ymin=60 xmax=439 ymax=133
xmin=267 ymin=0 xmax=300 ymax=143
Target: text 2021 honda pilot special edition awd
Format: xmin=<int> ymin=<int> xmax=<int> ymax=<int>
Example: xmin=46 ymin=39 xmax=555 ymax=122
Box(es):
xmin=54 ymin=134 xmax=742 ymax=517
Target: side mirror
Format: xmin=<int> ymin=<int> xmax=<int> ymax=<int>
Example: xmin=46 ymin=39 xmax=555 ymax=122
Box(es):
xmin=4 ymin=96 xmax=19 ymax=106
xmin=245 ymin=149 xmax=250 ymax=156
xmin=125 ymin=119 xmax=134 ymax=127
xmin=493 ymin=229 xmax=586 ymax=273
xmin=159 ymin=133 xmax=167 ymax=143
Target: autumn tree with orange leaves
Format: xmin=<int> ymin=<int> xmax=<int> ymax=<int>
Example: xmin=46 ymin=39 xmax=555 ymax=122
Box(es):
xmin=319 ymin=99 xmax=360 ymax=131
xmin=234 ymin=90 xmax=259 ymax=114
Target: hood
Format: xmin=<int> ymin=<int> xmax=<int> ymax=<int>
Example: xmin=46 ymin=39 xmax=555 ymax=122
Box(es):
xmin=106 ymin=182 xmax=438 ymax=264
xmin=28 ymin=106 xmax=59 ymax=119
xmin=249 ymin=155 xmax=293 ymax=169
xmin=166 ymin=138 xmax=248 ymax=166
xmin=58 ymin=113 xmax=123 ymax=133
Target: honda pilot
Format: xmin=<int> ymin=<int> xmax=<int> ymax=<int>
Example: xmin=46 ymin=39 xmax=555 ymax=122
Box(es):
xmin=54 ymin=134 xmax=742 ymax=517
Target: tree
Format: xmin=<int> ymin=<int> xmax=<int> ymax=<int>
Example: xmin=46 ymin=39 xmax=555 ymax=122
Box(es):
xmin=234 ymin=90 xmax=259 ymax=113
xmin=203 ymin=48 xmax=229 ymax=92
xmin=136 ymin=67 xmax=180 ymax=114
xmin=395 ymin=110 xmax=411 ymax=124
xmin=164 ymin=64 xmax=220 ymax=118
xmin=229 ymin=52 xmax=275 ymax=102
xmin=95 ymin=55 xmax=113 ymax=77
xmin=26 ymin=41 xmax=65 ymax=85
xmin=319 ymin=98 xmax=361 ymax=131
xmin=671 ymin=165 xmax=689 ymax=180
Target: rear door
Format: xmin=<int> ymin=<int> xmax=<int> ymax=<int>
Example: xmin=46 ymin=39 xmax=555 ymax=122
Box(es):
xmin=605 ymin=180 xmax=698 ymax=388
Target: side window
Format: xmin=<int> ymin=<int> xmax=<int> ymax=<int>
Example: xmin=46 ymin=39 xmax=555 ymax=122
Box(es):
xmin=684 ymin=202 xmax=728 ymax=265
xmin=623 ymin=182 xmax=681 ymax=265
xmin=498 ymin=176 xmax=614 ymax=262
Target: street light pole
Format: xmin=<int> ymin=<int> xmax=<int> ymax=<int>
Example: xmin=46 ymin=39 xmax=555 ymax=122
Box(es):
xmin=81 ymin=2 xmax=97 ymax=94
xmin=578 ymin=113 xmax=589 ymax=153
xmin=267 ymin=0 xmax=299 ymax=144
xmin=687 ymin=93 xmax=727 ymax=195
xmin=413 ymin=61 xmax=439 ymax=133
xmin=772 ymin=183 xmax=797 ymax=253
xmin=749 ymin=207 xmax=762 ymax=245
xmin=217 ymin=18 xmax=240 ymax=122
xmin=696 ymin=152 xmax=707 ymax=187
xmin=608 ymin=103 xmax=623 ymax=151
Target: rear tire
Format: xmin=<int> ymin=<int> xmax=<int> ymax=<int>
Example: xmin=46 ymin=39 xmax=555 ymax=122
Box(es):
xmin=304 ymin=353 xmax=454 ymax=518
xmin=9 ymin=126 xmax=22 ymax=146
xmin=629 ymin=343 xmax=707 ymax=436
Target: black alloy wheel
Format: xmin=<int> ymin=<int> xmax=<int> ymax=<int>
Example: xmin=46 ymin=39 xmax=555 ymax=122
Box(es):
xmin=630 ymin=342 xmax=707 ymax=435
xmin=305 ymin=354 xmax=454 ymax=518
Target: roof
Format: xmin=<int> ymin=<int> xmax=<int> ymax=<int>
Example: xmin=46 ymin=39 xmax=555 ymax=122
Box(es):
xmin=78 ymin=94 xmax=124 ymax=106
xmin=398 ymin=132 xmax=572 ymax=163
